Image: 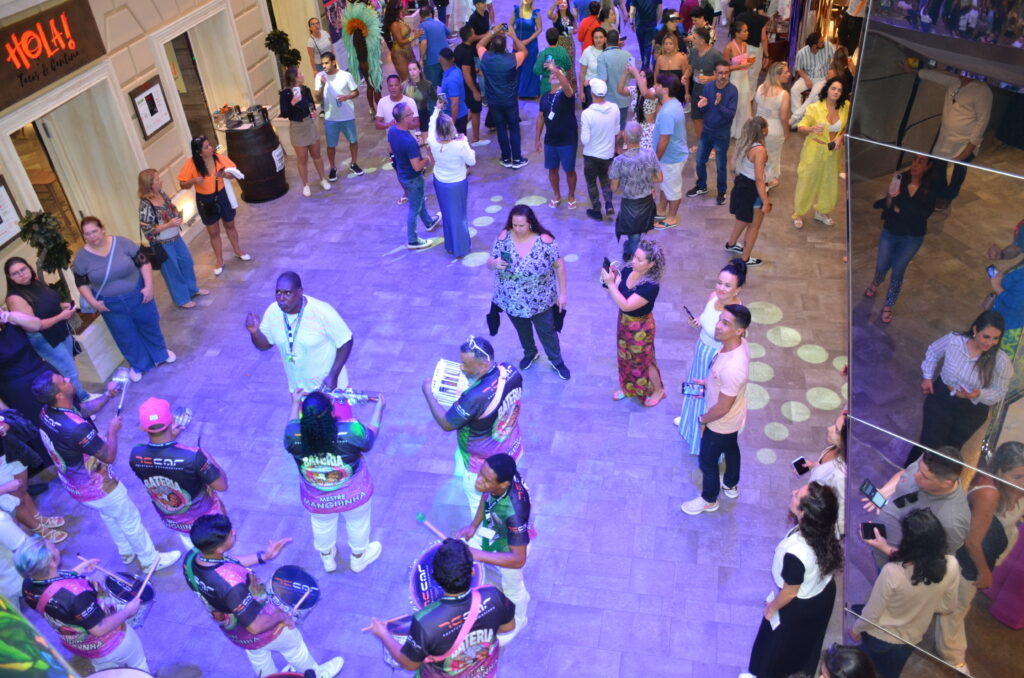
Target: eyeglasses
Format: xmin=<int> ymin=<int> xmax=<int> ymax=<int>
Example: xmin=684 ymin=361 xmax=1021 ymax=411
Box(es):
xmin=465 ymin=335 xmax=492 ymax=361
xmin=8 ymin=266 xmax=31 ymax=277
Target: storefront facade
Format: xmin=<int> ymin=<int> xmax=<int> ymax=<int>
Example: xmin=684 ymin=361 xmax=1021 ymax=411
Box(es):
xmin=0 ymin=0 xmax=279 ymax=380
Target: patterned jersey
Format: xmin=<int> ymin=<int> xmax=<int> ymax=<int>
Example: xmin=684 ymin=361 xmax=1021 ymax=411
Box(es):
xmin=182 ymin=550 xmax=283 ymax=650
xmin=283 ymin=418 xmax=375 ymax=514
xmin=401 ymin=586 xmax=515 ymax=677
xmin=128 ymin=441 xmax=223 ymax=532
xmin=22 ymin=572 xmax=124 ymax=658
xmin=37 ymin=405 xmax=111 ymax=502
xmin=482 ymin=476 xmax=532 ymax=553
xmin=445 ymin=364 xmax=523 ymax=473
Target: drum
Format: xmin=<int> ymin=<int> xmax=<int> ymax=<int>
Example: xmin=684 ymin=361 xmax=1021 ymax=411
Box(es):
xmin=382 ymin=616 xmax=413 ymax=669
xmin=104 ymin=573 xmax=155 ymax=628
xmin=271 ymin=565 xmax=320 ymax=623
xmin=431 ymin=359 xmax=469 ymax=408
xmin=89 ymin=669 xmax=153 ymax=676
xmin=410 ymin=541 xmax=484 ymax=609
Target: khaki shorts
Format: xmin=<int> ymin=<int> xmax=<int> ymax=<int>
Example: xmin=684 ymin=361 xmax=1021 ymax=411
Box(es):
xmin=660 ymin=160 xmax=685 ymax=201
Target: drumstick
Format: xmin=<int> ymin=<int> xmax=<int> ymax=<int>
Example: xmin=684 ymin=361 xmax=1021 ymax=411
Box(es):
xmin=291 ymin=588 xmax=312 ymax=615
xmin=361 ymin=613 xmax=412 ymax=632
xmin=135 ymin=556 xmax=160 ymax=599
xmin=76 ymin=555 xmax=134 ymax=588
xmin=415 ymin=512 xmax=447 ymax=540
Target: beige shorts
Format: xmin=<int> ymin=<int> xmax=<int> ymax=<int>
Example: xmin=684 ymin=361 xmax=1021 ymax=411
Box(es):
xmin=660 ymin=160 xmax=685 ymax=201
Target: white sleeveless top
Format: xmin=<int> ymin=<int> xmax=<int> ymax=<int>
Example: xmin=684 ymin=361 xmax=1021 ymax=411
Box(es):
xmin=698 ymin=294 xmax=723 ymax=350
xmin=772 ymin=527 xmax=833 ymax=599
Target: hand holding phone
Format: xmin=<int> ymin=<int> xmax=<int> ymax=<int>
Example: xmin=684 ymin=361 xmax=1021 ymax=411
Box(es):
xmin=888 ymin=172 xmax=902 ymax=197
xmin=860 ymin=478 xmax=887 ymax=511
xmin=792 ymin=457 xmax=810 ymax=475
xmin=601 ymin=257 xmax=611 ymax=288
xmin=860 ymin=522 xmax=887 ymax=540
xmin=987 ymin=265 xmax=998 ymax=279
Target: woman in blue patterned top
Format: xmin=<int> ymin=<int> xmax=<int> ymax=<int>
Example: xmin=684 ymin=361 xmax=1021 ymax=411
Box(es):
xmin=488 ymin=205 xmax=570 ymax=380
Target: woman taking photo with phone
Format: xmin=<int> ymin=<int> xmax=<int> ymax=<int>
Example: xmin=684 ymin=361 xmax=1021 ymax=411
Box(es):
xmin=280 ymin=67 xmax=332 ymax=198
xmin=791 ymin=77 xmax=849 ymax=231
xmin=852 ymin=508 xmax=960 ymax=678
xmin=676 ymin=258 xmax=745 ymax=451
xmin=488 ymin=205 xmax=570 ymax=379
xmin=805 ymin=411 xmax=848 ymax=536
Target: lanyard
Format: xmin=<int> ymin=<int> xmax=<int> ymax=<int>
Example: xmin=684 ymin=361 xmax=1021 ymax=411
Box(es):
xmin=283 ymin=298 xmax=307 ymax=363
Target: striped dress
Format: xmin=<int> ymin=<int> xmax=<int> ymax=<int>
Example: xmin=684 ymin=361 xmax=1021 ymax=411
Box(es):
xmin=678 ymin=293 xmax=725 ymax=454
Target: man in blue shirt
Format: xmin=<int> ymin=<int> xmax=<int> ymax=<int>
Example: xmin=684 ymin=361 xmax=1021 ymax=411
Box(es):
xmin=652 ymin=72 xmax=688 ymax=227
xmin=439 ymin=48 xmax=468 ymax=134
xmin=478 ymin=26 xmax=530 ymax=168
xmin=629 ymin=0 xmax=662 ymax=70
xmin=687 ymin=60 xmax=737 ymax=205
xmin=418 ymin=6 xmax=451 ymax=87
xmin=594 ymin=29 xmax=631 ymax=129
xmin=387 ymin=103 xmax=441 ymax=250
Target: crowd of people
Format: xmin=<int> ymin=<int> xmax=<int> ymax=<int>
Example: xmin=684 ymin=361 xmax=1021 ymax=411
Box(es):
xmin=2 ymin=1 xmax=1023 ymax=677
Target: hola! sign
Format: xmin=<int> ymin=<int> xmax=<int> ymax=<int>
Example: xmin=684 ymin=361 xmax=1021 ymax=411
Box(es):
xmin=0 ymin=0 xmax=105 ymax=111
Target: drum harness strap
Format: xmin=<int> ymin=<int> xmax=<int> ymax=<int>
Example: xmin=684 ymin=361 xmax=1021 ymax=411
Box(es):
xmin=424 ymin=588 xmax=482 ymax=664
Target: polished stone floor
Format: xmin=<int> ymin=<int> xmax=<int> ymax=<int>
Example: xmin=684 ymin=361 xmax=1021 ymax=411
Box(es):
xmin=22 ymin=13 xmax=853 ymax=678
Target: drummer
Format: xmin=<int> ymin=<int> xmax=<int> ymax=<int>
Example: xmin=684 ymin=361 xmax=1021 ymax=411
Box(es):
xmin=183 ymin=514 xmax=344 ymax=677
xmin=128 ymin=397 xmax=229 ymax=549
xmin=14 ymin=535 xmax=149 ymax=672
xmin=422 ymin=336 xmax=524 ymax=516
xmin=455 ymin=453 xmax=532 ymax=643
xmin=284 ymin=390 xmax=385 ymax=574
xmin=369 ymin=538 xmax=516 ymax=675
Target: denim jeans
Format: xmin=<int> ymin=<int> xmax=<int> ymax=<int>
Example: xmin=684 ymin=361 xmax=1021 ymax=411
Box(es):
xmin=398 ymin=174 xmax=432 ymax=244
xmin=698 ymin=428 xmax=740 ymax=502
xmin=872 ymin=229 xmax=924 ymax=307
xmin=489 ymin=103 xmax=522 ymax=162
xmin=695 ymin=129 xmax=731 ymax=196
xmin=636 ymin=23 xmax=657 ymax=71
xmin=623 ymin=233 xmax=642 ymax=260
xmin=860 ymin=631 xmax=916 ymax=678
xmin=158 ymin=237 xmax=199 ymax=306
xmin=27 ymin=332 xmax=89 ymax=400
xmin=932 ymin=152 xmax=975 ymax=202
xmin=508 ymin=307 xmax=564 ymax=367
xmin=425 ymin=64 xmax=443 ymax=91
xmin=99 ymin=280 xmax=169 ymax=373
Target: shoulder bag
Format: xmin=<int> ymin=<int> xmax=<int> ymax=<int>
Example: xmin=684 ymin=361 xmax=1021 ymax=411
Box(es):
xmin=78 ymin=238 xmax=118 ymax=314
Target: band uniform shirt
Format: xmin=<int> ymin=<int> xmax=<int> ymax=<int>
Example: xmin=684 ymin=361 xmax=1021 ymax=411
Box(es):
xmin=482 ymin=476 xmax=532 ymax=553
xmin=283 ymin=418 xmax=375 ymax=514
xmin=23 ymin=572 xmax=124 ymax=657
xmin=401 ymin=585 xmax=515 ymax=677
xmin=705 ymin=338 xmax=750 ymax=435
xmin=183 ymin=551 xmax=282 ymax=650
xmin=444 ymin=363 xmax=523 ymax=473
xmin=37 ymin=405 xmax=112 ymax=503
xmin=128 ymin=441 xmax=223 ymax=532
xmin=258 ymin=295 xmax=352 ymax=393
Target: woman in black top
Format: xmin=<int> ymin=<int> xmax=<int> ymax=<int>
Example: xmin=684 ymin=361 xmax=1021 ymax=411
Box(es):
xmin=0 ymin=308 xmax=49 ymax=425
xmin=280 ymin=67 xmax=331 ymax=197
xmin=865 ymin=154 xmax=938 ymax=324
xmin=599 ymin=239 xmax=667 ymax=407
xmin=4 ymin=258 xmax=91 ymax=401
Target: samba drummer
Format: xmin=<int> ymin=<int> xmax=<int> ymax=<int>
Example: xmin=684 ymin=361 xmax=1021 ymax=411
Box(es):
xmin=284 ymin=390 xmax=385 ymax=573
xmin=14 ymin=536 xmax=150 ymax=673
xmin=455 ymin=453 xmax=532 ymax=643
xmin=369 ymin=538 xmax=516 ymax=676
xmin=183 ymin=514 xmax=344 ymax=677
xmin=128 ymin=397 xmax=229 ymax=549
xmin=422 ymin=337 xmax=524 ymax=515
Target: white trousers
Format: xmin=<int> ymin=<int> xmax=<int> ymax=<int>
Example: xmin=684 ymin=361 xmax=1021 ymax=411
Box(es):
xmin=0 ymin=511 xmax=28 ymax=600
xmin=178 ymin=531 xmax=195 ymax=550
xmin=90 ymin=626 xmax=150 ymax=672
xmin=81 ymin=483 xmax=157 ymax=566
xmin=309 ymin=500 xmax=372 ymax=554
xmin=462 ymin=467 xmax=483 ymax=518
xmin=790 ymin=77 xmax=826 ymax=124
xmin=499 ymin=562 xmax=530 ymax=628
xmin=245 ymin=625 xmax=319 ymax=677
xmin=935 ymin=574 xmax=978 ymax=665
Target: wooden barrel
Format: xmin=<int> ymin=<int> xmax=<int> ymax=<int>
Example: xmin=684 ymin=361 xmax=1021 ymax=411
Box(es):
xmin=225 ymin=123 xmax=288 ymax=203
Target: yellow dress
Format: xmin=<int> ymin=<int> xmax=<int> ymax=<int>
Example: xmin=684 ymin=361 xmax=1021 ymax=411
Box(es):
xmin=792 ymin=100 xmax=849 ymax=218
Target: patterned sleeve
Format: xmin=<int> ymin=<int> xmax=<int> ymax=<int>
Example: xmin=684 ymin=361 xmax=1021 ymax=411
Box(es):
xmin=139 ymin=200 xmax=158 ymax=238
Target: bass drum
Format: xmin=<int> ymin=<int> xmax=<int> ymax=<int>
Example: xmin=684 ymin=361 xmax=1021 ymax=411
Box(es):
xmin=89 ymin=670 xmax=154 ymax=677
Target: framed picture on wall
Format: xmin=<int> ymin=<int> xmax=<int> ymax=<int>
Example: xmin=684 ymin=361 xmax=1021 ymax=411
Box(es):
xmin=0 ymin=176 xmax=22 ymax=249
xmin=129 ymin=76 xmax=173 ymax=140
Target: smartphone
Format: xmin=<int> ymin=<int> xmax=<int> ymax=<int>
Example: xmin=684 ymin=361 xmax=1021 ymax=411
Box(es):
xmin=500 ymin=22 xmax=509 ymax=32
xmin=792 ymin=456 xmax=810 ymax=475
xmin=860 ymin=478 xmax=887 ymax=509
xmin=681 ymin=382 xmax=705 ymax=398
xmin=602 ymin=257 xmax=611 ymax=272
xmin=987 ymin=265 xmax=998 ymax=279
xmin=500 ymin=251 xmax=512 ymax=264
xmin=683 ymin=305 xmax=695 ymax=322
xmin=437 ymin=92 xmax=447 ymax=107
xmin=860 ymin=522 xmax=887 ymax=540
xmin=888 ymin=172 xmax=902 ymax=195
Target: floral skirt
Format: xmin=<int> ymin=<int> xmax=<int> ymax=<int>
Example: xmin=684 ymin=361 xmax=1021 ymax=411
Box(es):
xmin=617 ymin=311 xmax=657 ymax=398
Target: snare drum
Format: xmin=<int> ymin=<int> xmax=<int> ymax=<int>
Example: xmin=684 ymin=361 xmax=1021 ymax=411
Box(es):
xmin=104 ymin=573 xmax=155 ymax=628
xmin=89 ymin=669 xmax=154 ymax=676
xmin=410 ymin=541 xmax=484 ymax=609
xmin=382 ymin=616 xmax=414 ymax=669
xmin=271 ymin=565 xmax=320 ymax=623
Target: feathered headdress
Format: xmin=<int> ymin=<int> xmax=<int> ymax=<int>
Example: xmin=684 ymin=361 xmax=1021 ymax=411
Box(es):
xmin=342 ymin=2 xmax=383 ymax=90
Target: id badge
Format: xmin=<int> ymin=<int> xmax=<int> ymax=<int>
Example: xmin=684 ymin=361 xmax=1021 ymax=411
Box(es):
xmin=477 ymin=526 xmax=497 ymax=541
xmin=548 ymin=108 xmax=556 ymax=121
xmin=286 ymin=352 xmax=297 ymax=364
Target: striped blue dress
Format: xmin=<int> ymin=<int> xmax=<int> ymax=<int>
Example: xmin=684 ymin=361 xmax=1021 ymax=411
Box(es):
xmin=678 ymin=295 xmax=724 ymax=454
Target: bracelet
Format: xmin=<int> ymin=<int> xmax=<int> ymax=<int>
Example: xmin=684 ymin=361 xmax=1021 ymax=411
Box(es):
xmin=257 ymin=551 xmax=265 ymax=565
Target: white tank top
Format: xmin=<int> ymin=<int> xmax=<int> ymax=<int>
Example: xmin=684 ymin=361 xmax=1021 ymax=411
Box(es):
xmin=698 ymin=295 xmax=724 ymax=350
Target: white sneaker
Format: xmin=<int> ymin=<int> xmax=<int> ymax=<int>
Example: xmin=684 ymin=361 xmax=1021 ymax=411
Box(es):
xmin=121 ymin=553 xmax=135 ymax=565
xmin=316 ymin=657 xmax=345 ymax=678
xmin=721 ymin=483 xmax=739 ymax=499
xmin=350 ymin=541 xmax=382 ymax=573
xmin=320 ymin=179 xmax=331 ymax=191
xmin=163 ymin=350 xmax=176 ymax=364
xmin=320 ymin=546 xmax=337 ymax=573
xmin=681 ymin=496 xmax=719 ymax=515
xmin=673 ymin=416 xmax=681 ymax=427
xmin=128 ymin=368 xmax=143 ymax=383
xmin=142 ymin=550 xmax=181 ymax=571
xmin=302 ymin=185 xmax=312 ymax=197
xmin=236 ymin=253 xmax=252 ymax=262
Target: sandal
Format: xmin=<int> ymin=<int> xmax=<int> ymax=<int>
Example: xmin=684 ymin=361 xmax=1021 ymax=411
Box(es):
xmin=180 ymin=301 xmax=197 ymax=309
xmin=881 ymin=307 xmax=894 ymax=324
xmin=864 ymin=282 xmax=879 ymax=298
xmin=33 ymin=525 xmax=68 ymax=544
xmin=644 ymin=391 xmax=667 ymax=408
xmin=195 ymin=288 xmax=210 ymax=296
xmin=34 ymin=513 xmax=65 ymax=528
xmin=612 ymin=390 xmax=627 ymax=401
xmin=793 ymin=218 xmax=804 ymax=230
xmin=548 ymin=198 xmax=561 ymax=208
xmin=396 ymin=196 xmax=408 ymax=205
xmin=567 ymin=199 xmax=577 ymax=210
